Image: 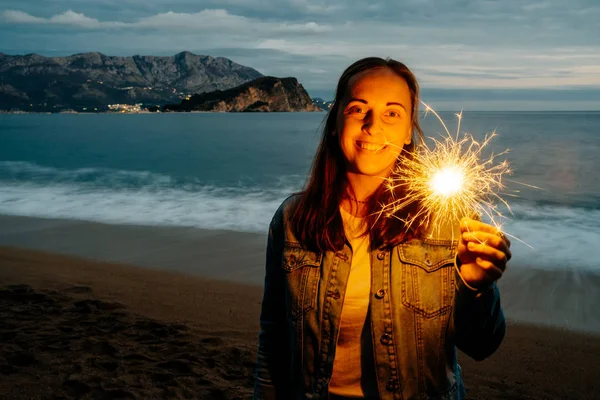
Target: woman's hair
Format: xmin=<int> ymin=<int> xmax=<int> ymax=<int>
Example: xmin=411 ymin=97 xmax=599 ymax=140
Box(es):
xmin=291 ymin=57 xmax=424 ymax=252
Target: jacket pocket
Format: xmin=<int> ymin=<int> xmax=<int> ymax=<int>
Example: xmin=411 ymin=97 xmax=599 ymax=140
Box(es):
xmin=281 ymin=244 xmax=322 ymax=319
xmin=397 ymin=242 xmax=455 ymax=318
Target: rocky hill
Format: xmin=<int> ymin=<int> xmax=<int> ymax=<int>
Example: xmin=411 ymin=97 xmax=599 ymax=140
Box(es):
xmin=163 ymin=76 xmax=321 ymax=112
xmin=0 ymin=51 xmax=263 ymax=112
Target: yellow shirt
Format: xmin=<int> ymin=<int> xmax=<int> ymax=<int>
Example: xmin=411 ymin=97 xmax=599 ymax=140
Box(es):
xmin=329 ymin=208 xmax=378 ymax=398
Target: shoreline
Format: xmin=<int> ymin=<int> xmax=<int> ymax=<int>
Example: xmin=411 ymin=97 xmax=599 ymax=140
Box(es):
xmin=0 ymin=214 xmax=268 ymax=286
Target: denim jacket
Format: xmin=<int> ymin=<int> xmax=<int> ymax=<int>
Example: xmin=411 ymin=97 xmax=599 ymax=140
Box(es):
xmin=254 ymin=196 xmax=506 ymax=400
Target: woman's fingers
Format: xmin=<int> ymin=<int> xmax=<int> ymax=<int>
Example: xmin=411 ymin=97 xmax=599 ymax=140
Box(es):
xmin=457 ymin=218 xmax=513 ymax=286
xmin=475 ymin=257 xmax=504 ymax=280
xmin=460 ymin=218 xmax=511 ymax=252
xmin=466 ymin=241 xmax=508 ymax=271
xmin=462 ymin=231 xmax=512 ymax=261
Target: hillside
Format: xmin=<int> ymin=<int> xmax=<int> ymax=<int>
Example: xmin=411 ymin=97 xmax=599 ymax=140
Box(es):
xmin=0 ymin=51 xmax=263 ymax=112
xmin=163 ymin=76 xmax=321 ymax=112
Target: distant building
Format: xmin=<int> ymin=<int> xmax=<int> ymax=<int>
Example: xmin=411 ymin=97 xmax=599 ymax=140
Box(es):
xmin=311 ymin=97 xmax=332 ymax=111
xmin=108 ymin=103 xmax=143 ymax=113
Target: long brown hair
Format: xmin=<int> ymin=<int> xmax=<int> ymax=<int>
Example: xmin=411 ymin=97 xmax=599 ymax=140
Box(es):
xmin=291 ymin=57 xmax=424 ymax=252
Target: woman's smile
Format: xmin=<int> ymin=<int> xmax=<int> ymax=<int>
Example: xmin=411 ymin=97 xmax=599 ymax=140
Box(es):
xmin=355 ymin=140 xmax=388 ymax=152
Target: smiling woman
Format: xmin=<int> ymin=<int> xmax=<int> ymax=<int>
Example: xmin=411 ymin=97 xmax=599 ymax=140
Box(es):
xmin=339 ymin=68 xmax=413 ymax=199
xmin=289 ymin=58 xmax=426 ymax=252
xmin=254 ymin=57 xmax=511 ymax=399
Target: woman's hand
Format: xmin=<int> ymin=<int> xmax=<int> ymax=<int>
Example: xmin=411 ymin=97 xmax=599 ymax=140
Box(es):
xmin=457 ymin=218 xmax=511 ymax=289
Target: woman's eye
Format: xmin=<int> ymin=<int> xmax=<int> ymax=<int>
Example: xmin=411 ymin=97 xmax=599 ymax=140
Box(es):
xmin=348 ymin=106 xmax=366 ymax=114
xmin=387 ymin=110 xmax=401 ymax=118
xmin=346 ymin=106 xmax=367 ymax=119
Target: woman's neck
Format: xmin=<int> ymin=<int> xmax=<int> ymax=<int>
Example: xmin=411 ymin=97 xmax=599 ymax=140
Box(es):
xmin=340 ymin=197 xmax=368 ymax=218
xmin=341 ymin=172 xmax=387 ymax=217
xmin=345 ymin=171 xmax=386 ymax=200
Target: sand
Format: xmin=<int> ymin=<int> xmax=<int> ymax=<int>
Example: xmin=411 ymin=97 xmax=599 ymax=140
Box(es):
xmin=1 ymin=215 xmax=599 ymax=399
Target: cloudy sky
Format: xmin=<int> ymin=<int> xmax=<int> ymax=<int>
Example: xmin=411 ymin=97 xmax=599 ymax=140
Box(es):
xmin=1 ymin=0 xmax=599 ymax=109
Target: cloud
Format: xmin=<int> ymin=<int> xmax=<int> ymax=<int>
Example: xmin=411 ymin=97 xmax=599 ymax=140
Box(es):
xmin=136 ymin=10 xmax=331 ymax=33
xmin=288 ymin=0 xmax=340 ymax=14
xmin=1 ymin=8 xmax=331 ymax=34
xmin=1 ymin=0 xmax=599 ymax=95
xmin=2 ymin=10 xmax=45 ymax=23
xmin=2 ymin=9 xmax=124 ymax=27
xmin=47 ymin=10 xmax=105 ymax=27
xmin=522 ymin=2 xmax=551 ymax=11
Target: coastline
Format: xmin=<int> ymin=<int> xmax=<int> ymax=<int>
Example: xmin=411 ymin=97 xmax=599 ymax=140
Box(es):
xmin=0 ymin=214 xmax=268 ymax=286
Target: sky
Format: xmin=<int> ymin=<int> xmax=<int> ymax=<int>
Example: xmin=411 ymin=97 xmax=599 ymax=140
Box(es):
xmin=1 ymin=0 xmax=599 ymax=110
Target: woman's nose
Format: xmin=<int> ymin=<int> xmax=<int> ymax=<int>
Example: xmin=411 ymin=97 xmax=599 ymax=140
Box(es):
xmin=362 ymin=111 xmax=383 ymax=136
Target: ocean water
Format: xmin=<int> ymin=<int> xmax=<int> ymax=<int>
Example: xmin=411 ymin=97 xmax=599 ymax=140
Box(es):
xmin=1 ymin=111 xmax=599 ymax=272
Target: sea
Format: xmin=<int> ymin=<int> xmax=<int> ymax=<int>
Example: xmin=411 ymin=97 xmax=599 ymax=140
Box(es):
xmin=1 ymin=111 xmax=599 ymax=272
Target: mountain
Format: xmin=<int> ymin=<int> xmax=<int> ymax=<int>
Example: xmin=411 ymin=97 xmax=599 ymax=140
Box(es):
xmin=0 ymin=51 xmax=263 ymax=111
xmin=163 ymin=76 xmax=322 ymax=112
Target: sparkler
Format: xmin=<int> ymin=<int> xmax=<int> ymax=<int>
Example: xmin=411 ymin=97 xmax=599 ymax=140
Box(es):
xmin=380 ymin=102 xmax=513 ymax=239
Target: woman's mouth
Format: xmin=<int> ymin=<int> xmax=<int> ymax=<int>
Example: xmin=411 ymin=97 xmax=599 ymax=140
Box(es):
xmin=356 ymin=141 xmax=387 ymax=152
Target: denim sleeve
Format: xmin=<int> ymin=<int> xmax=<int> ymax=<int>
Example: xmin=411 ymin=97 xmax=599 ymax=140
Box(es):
xmin=253 ymin=207 xmax=291 ymax=399
xmin=452 ymin=256 xmax=506 ymax=361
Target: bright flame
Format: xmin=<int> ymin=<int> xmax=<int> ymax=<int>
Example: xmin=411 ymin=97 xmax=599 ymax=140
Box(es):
xmin=430 ymin=166 xmax=464 ymax=197
xmin=379 ymin=103 xmax=514 ymax=239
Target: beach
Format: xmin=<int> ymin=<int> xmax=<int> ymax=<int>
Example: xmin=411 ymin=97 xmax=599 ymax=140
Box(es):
xmin=0 ymin=215 xmax=599 ymax=399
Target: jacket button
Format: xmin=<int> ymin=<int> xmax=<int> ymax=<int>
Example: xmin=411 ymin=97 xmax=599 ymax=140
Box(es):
xmin=424 ymin=252 xmax=432 ymax=266
xmin=380 ymin=333 xmax=392 ymax=345
xmin=386 ymin=379 xmax=398 ymax=392
xmin=377 ymin=251 xmax=385 ymax=260
xmin=375 ymin=289 xmax=385 ymax=299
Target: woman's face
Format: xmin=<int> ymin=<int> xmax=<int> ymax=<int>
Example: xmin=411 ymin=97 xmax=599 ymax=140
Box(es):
xmin=339 ymin=67 xmax=413 ymax=179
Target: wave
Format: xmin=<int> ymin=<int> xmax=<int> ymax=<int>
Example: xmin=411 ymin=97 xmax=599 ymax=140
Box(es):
xmin=0 ymin=181 xmax=294 ymax=233
xmin=0 ymin=162 xmax=303 ymax=233
xmin=498 ymin=203 xmax=600 ymax=272
xmin=1 ymin=161 xmax=599 ymax=271
xmin=0 ymin=161 xmax=192 ymax=189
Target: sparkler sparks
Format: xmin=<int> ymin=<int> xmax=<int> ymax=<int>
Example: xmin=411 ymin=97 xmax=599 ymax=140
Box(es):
xmin=381 ymin=103 xmax=513 ymax=239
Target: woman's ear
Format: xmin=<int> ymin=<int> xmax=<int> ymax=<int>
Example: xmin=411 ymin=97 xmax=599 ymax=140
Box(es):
xmin=404 ymin=130 xmax=412 ymax=145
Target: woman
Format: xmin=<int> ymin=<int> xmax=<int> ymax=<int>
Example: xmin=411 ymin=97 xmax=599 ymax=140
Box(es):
xmin=254 ymin=57 xmax=511 ymax=400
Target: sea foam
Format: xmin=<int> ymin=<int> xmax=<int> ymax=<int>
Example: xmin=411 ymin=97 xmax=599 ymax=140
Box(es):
xmin=1 ymin=161 xmax=599 ymax=272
